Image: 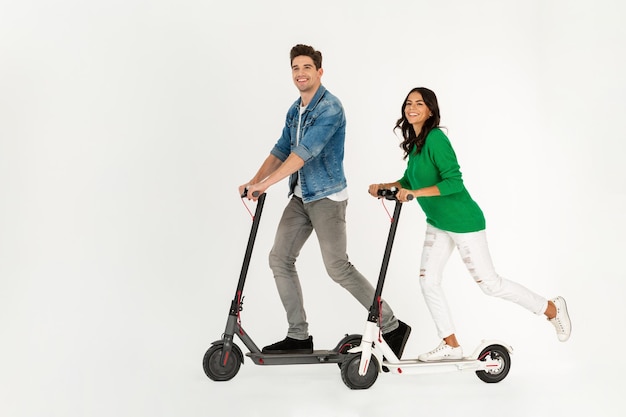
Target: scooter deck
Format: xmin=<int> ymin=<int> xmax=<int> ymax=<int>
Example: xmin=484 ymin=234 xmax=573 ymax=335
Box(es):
xmin=381 ymin=357 xmax=493 ymax=375
xmin=247 ymin=350 xmax=346 ymax=365
xmin=387 ymin=357 xmax=478 ymax=365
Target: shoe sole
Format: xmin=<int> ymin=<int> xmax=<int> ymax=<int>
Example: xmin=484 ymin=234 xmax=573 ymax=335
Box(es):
xmin=261 ymin=349 xmax=314 ymax=355
xmin=556 ymin=297 xmax=572 ymax=342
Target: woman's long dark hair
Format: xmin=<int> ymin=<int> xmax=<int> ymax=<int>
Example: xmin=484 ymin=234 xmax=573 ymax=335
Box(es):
xmin=395 ymin=87 xmax=441 ymax=159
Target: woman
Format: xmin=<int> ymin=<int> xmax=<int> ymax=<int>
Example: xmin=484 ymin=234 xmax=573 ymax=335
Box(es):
xmin=368 ymin=87 xmax=571 ymax=361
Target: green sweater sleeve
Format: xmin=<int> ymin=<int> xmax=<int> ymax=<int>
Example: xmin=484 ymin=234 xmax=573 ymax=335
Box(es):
xmin=398 ymin=170 xmax=410 ymax=189
xmin=428 ymin=130 xmax=464 ymax=196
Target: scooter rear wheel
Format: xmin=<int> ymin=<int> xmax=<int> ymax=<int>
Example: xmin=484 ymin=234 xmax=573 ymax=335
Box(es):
xmin=340 ymin=353 xmax=379 ymax=390
xmin=203 ymin=344 xmax=242 ymax=381
xmin=337 ymin=335 xmax=362 ymax=369
xmin=475 ymin=344 xmax=511 ymax=383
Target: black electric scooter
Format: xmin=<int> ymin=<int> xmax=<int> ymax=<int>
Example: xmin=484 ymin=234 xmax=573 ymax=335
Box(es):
xmin=339 ymin=188 xmax=513 ymax=390
xmin=202 ymin=191 xmax=361 ymax=381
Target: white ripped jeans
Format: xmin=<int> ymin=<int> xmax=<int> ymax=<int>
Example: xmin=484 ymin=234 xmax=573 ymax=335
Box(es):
xmin=420 ymin=224 xmax=548 ymax=339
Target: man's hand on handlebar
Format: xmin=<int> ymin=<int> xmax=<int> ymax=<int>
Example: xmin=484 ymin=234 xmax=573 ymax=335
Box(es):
xmin=240 ymin=182 xmax=266 ymax=201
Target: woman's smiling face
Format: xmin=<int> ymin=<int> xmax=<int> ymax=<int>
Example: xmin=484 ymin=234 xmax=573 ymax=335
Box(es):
xmin=404 ymin=91 xmax=431 ymax=131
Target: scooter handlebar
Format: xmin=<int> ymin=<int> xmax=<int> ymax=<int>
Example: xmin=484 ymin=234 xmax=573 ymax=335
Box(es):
xmin=377 ymin=187 xmax=413 ymax=201
xmin=241 ymin=188 xmax=262 ymax=198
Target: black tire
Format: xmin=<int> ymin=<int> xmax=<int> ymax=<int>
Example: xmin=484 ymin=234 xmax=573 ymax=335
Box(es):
xmin=475 ymin=344 xmax=511 ymax=383
xmin=340 ymin=353 xmax=379 ymax=390
xmin=203 ymin=344 xmax=242 ymax=381
xmin=337 ymin=335 xmax=362 ymax=369
xmin=338 ymin=335 xmax=362 ymax=353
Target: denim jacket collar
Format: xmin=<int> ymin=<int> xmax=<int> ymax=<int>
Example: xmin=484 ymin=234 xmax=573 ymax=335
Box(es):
xmin=294 ymin=85 xmax=327 ymax=114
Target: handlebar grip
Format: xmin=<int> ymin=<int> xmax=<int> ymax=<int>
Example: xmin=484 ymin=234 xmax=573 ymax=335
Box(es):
xmin=376 ymin=188 xmax=413 ymax=201
xmin=377 ymin=187 xmax=398 ymax=197
xmin=241 ymin=188 xmax=262 ymax=198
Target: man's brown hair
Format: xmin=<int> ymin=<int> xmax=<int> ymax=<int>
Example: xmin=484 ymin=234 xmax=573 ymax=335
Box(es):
xmin=290 ymin=44 xmax=322 ymax=69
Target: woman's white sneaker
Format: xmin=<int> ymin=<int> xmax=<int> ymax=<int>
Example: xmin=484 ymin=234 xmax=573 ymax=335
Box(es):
xmin=418 ymin=341 xmax=463 ymax=362
xmin=549 ymin=296 xmax=571 ymax=342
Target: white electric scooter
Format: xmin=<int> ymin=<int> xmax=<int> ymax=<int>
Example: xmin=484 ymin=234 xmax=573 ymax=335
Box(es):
xmin=340 ymin=189 xmax=513 ymax=390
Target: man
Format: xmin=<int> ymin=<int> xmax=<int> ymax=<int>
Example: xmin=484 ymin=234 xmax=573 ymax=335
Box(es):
xmin=240 ymin=44 xmax=410 ymax=357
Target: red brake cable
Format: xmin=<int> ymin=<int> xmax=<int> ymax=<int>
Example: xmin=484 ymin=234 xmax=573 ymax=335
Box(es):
xmin=241 ymin=197 xmax=255 ymax=220
xmin=381 ymin=198 xmax=394 ymax=223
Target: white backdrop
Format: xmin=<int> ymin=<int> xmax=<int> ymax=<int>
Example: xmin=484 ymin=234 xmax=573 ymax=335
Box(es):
xmin=1 ymin=1 xmax=625 ymax=416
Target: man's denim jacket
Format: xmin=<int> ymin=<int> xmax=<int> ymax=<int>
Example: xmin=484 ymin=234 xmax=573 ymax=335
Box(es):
xmin=270 ymin=85 xmax=347 ymax=203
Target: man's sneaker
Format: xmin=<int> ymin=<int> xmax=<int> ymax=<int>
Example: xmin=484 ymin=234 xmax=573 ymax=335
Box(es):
xmin=383 ymin=320 xmax=411 ymax=359
xmin=261 ymin=336 xmax=313 ymax=354
xmin=418 ymin=341 xmax=463 ymax=362
xmin=549 ymin=296 xmax=571 ymax=342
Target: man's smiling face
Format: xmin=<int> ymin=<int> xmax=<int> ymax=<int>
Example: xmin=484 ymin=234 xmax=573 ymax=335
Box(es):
xmin=291 ymin=55 xmax=323 ymax=94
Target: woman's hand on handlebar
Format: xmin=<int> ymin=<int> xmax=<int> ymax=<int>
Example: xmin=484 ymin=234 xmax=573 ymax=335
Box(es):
xmin=396 ymin=188 xmax=415 ymax=203
xmin=368 ymin=183 xmax=385 ymax=198
xmin=369 ymin=183 xmax=414 ymax=202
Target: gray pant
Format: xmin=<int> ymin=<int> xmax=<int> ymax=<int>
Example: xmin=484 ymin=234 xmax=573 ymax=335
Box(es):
xmin=268 ymin=196 xmax=398 ymax=340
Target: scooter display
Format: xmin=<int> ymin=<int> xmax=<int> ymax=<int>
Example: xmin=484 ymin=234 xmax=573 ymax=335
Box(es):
xmin=202 ymin=191 xmax=361 ymax=382
xmin=340 ymin=188 xmax=513 ymax=390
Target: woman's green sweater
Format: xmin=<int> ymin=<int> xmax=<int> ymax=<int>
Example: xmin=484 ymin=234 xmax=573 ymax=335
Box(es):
xmin=398 ymin=128 xmax=485 ymax=233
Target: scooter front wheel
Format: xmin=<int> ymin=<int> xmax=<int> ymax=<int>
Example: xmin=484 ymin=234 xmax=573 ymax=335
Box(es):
xmin=203 ymin=344 xmax=242 ymax=381
xmin=340 ymin=353 xmax=379 ymax=390
xmin=475 ymin=344 xmax=511 ymax=383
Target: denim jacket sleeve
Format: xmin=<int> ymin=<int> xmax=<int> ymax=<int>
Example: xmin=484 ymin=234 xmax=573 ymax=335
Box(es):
xmin=271 ymin=122 xmax=293 ymax=162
